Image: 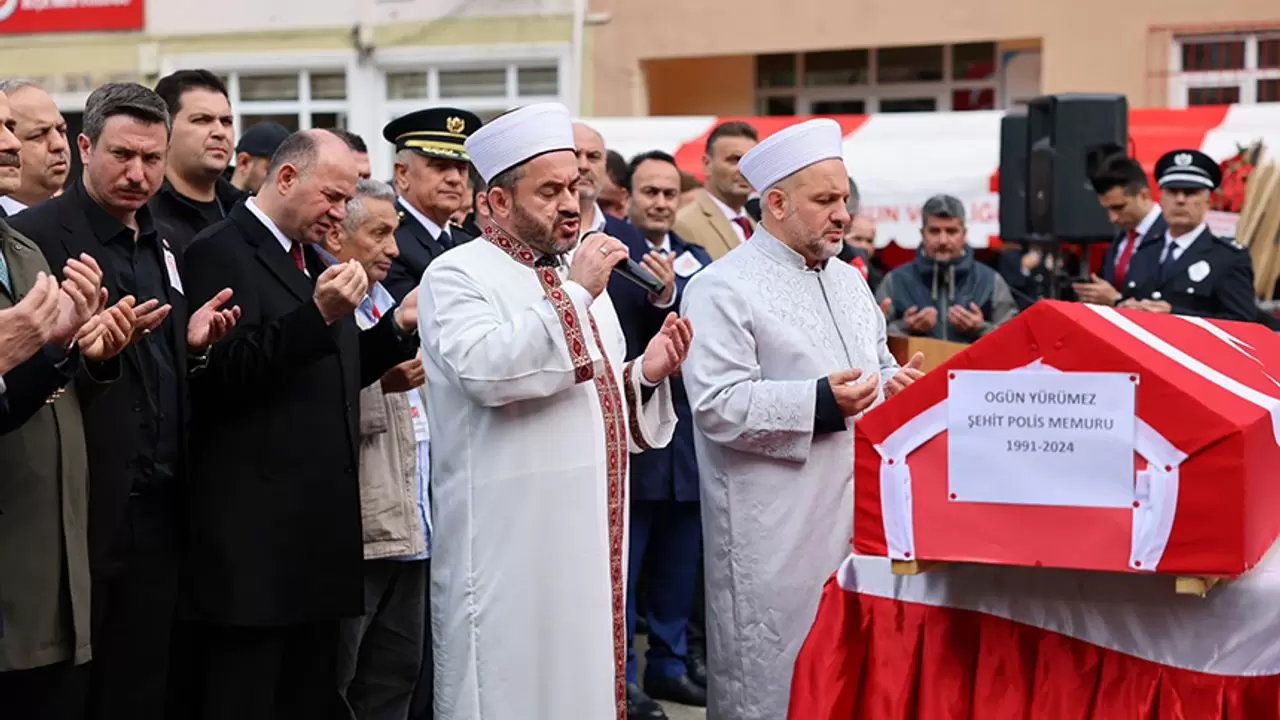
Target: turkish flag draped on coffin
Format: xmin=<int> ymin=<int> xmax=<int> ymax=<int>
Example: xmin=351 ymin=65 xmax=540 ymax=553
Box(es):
xmin=786 ymin=300 xmax=1280 ymax=719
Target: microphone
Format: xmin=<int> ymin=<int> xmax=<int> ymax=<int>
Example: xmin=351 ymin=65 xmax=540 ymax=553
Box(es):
xmin=613 ymin=258 xmax=666 ymax=297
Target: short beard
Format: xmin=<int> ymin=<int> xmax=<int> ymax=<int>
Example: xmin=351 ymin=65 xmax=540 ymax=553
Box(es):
xmin=511 ymin=202 xmax=578 ymax=257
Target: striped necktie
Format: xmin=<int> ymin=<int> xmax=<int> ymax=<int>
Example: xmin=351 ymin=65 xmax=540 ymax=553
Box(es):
xmin=0 ymin=248 xmax=11 ymax=295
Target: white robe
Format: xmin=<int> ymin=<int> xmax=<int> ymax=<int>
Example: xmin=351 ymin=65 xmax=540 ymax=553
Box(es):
xmin=420 ymin=232 xmax=677 ymax=720
xmin=679 ymin=228 xmax=900 ymax=720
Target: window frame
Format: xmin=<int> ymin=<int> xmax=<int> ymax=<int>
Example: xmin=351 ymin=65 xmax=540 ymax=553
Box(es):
xmin=1169 ymin=31 xmax=1280 ymax=107
xmin=755 ymin=43 xmax=1002 ymax=114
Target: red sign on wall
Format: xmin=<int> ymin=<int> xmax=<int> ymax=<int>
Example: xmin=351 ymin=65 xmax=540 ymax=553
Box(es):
xmin=0 ymin=0 xmax=144 ymax=35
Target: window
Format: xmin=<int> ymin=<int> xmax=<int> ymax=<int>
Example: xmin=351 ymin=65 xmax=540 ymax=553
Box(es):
xmin=384 ymin=60 xmax=563 ymax=119
xmin=755 ymin=42 xmax=1009 ymax=114
xmin=1172 ymin=32 xmax=1280 ymax=106
xmin=222 ymin=69 xmax=351 ymax=137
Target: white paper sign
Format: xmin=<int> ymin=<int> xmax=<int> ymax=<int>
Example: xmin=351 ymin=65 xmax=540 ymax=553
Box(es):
xmin=947 ymin=370 xmax=1136 ymax=508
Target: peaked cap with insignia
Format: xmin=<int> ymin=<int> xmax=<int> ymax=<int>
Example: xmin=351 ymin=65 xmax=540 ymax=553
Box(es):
xmin=1155 ymin=149 xmax=1222 ymax=191
xmin=383 ymin=107 xmax=483 ymax=162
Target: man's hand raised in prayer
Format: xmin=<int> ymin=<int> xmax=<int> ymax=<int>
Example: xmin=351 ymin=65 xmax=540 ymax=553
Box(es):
xmin=49 ymin=254 xmax=106 ymax=348
xmin=188 ymin=288 xmax=241 ymax=354
xmin=885 ymin=352 xmax=925 ymax=398
xmin=382 ymin=357 xmax=426 ymax=394
xmin=394 ymin=287 xmax=420 ymax=333
xmin=314 ymin=260 xmax=368 ymax=325
xmin=1071 ymin=274 xmax=1121 ymax=306
xmin=947 ymin=303 xmax=985 ymax=336
xmin=77 ymin=295 xmax=141 ymax=362
xmin=642 ymin=250 xmax=676 ymax=307
xmin=569 ymin=232 xmax=629 ymax=298
xmin=641 ymin=312 xmax=693 ymax=384
xmin=828 ymin=368 xmax=880 ymax=417
xmin=903 ymin=306 xmax=937 ymax=335
xmin=0 ymin=271 xmax=61 ymax=374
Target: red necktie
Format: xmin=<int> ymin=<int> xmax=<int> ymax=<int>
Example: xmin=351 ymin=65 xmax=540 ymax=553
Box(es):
xmin=290 ymin=242 xmax=306 ymax=272
xmin=1114 ymin=230 xmax=1137 ymax=287
xmin=732 ymin=216 xmax=752 ymax=240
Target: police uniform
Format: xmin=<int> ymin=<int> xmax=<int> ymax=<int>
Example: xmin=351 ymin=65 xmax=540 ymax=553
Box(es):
xmin=381 ymin=108 xmax=483 ymax=301
xmin=1120 ymin=149 xmax=1257 ymax=323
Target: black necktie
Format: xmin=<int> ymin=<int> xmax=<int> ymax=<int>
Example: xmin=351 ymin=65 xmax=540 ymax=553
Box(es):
xmin=1158 ymin=242 xmax=1177 ymax=283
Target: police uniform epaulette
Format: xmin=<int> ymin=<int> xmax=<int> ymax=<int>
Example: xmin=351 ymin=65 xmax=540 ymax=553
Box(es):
xmin=1211 ymin=234 xmax=1245 ymax=251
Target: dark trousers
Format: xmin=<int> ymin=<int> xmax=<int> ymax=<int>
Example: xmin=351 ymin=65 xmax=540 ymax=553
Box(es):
xmin=338 ymin=558 xmax=429 ymax=720
xmin=626 ymin=500 xmax=701 ymax=684
xmin=408 ymin=559 xmax=434 ymax=720
xmin=87 ymin=488 xmax=182 ymax=720
xmin=184 ymin=619 xmax=342 ymax=720
xmin=0 ymin=661 xmax=88 ymax=719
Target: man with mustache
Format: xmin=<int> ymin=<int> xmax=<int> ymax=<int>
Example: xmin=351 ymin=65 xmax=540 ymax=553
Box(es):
xmin=381 ymin=108 xmax=482 ymax=302
xmin=421 ymin=102 xmax=692 ymax=720
xmin=8 ymin=81 xmax=242 ymax=720
xmin=150 ymin=70 xmax=245 ymax=255
xmin=680 ymin=119 xmax=924 ymax=720
xmin=0 ymin=79 xmax=70 ymax=217
xmin=178 ymin=129 xmax=420 ymax=720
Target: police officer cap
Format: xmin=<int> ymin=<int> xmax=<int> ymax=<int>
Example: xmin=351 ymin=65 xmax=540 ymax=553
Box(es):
xmin=382 ymin=108 xmax=483 ymax=162
xmin=1155 ymin=149 xmax=1222 ymax=191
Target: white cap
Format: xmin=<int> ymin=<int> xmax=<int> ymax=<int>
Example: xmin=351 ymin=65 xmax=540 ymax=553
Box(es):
xmin=464 ymin=103 xmax=576 ymax=184
xmin=738 ymin=119 xmax=846 ymax=192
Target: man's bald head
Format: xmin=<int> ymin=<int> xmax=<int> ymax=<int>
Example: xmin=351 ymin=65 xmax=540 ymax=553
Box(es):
xmin=572 ymin=121 xmax=607 ymax=206
xmin=258 ymin=128 xmax=360 ymax=244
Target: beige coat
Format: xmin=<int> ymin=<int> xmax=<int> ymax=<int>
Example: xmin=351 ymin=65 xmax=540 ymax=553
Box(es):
xmin=0 ymin=221 xmax=93 ymax=671
xmin=673 ymin=189 xmax=755 ymax=261
xmin=357 ymin=381 xmax=428 ymax=560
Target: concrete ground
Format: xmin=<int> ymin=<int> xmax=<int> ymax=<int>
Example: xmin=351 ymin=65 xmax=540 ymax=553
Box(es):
xmin=634 ymin=633 xmax=707 ymax=720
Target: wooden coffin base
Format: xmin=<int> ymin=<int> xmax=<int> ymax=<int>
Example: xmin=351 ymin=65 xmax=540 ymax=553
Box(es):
xmin=890 ymin=560 xmax=1225 ymax=596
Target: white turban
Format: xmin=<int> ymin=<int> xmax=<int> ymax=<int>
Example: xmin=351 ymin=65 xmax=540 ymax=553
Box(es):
xmin=738 ymin=118 xmax=846 ymax=191
xmin=464 ymin=103 xmax=575 ymax=184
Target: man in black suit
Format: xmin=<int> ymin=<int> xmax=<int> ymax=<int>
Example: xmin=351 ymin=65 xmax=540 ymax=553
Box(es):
xmin=8 ymin=82 xmax=241 ymax=720
xmin=381 ymin=108 xmax=482 ymax=301
xmin=179 ymin=128 xmax=419 ymax=720
xmin=1072 ymin=153 xmax=1166 ymax=306
xmin=615 ymin=150 xmax=712 ymax=720
xmin=1120 ymin=149 xmax=1256 ymax=322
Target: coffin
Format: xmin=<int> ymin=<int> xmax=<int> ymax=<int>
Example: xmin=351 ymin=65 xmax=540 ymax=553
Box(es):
xmin=854 ymin=300 xmax=1280 ymax=578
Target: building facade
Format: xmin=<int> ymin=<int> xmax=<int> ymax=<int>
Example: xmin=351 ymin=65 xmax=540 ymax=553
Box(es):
xmin=0 ymin=0 xmax=583 ymax=180
xmin=585 ymin=0 xmax=1279 ymax=116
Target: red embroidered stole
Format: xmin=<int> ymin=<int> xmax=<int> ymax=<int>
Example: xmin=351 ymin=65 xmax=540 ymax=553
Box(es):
xmin=483 ymin=225 xmax=640 ymax=719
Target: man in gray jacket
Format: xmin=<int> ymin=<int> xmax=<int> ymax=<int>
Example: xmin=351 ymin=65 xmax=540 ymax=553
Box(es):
xmin=318 ymin=178 xmax=433 ymax=720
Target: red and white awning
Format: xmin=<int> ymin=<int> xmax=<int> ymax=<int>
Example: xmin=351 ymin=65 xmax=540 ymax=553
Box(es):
xmin=586 ymin=105 xmax=1280 ymax=250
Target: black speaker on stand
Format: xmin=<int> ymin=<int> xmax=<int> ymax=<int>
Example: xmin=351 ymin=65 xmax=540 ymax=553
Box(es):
xmin=1024 ymin=93 xmax=1129 ymax=298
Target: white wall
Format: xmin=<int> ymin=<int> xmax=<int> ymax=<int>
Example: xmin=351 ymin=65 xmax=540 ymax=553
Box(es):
xmin=148 ymin=0 xmax=573 ymax=36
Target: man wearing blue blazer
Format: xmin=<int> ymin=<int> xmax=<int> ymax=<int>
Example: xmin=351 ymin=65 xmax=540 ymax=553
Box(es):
xmin=608 ymin=150 xmax=713 ymax=719
xmin=1072 ymin=153 xmax=1166 ymax=306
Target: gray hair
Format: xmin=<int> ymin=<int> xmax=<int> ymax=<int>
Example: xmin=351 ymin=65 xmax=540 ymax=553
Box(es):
xmin=921 ymin=194 xmax=966 ymax=226
xmin=0 ymin=78 xmax=43 ymax=95
xmin=343 ymin=179 xmax=397 ymax=233
xmin=847 ymin=176 xmax=861 ymax=216
xmin=83 ymin=82 xmax=171 ymax=144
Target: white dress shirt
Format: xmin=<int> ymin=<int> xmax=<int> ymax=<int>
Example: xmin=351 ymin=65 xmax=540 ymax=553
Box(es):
xmin=245 ymin=197 xmax=308 ymax=276
xmin=0 ymin=196 xmax=28 ymax=217
xmin=1115 ymin=205 xmax=1164 ymax=267
xmin=709 ymin=193 xmax=751 ymax=244
xmin=400 ymin=197 xmax=450 ymax=244
xmin=1160 ymin=222 xmax=1208 ymax=265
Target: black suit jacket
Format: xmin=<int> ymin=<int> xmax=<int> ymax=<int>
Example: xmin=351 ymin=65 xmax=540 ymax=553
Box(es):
xmin=8 ymin=188 xmax=184 ymax=572
xmin=1124 ymin=226 xmax=1256 ymax=323
xmin=1102 ymin=214 xmax=1167 ymax=289
xmin=384 ymin=199 xmax=472 ymax=301
xmin=180 ymin=203 xmax=416 ymax=626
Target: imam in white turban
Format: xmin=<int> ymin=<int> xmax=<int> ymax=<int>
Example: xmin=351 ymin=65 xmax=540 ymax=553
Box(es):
xmin=463 ymin=102 xmax=576 ymax=184
xmin=738 ymin=118 xmax=846 ymax=192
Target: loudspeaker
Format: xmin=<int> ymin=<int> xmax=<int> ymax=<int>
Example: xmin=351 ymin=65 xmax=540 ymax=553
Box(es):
xmin=998 ymin=112 xmax=1029 ymax=243
xmin=1026 ymin=93 xmax=1128 ymax=241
